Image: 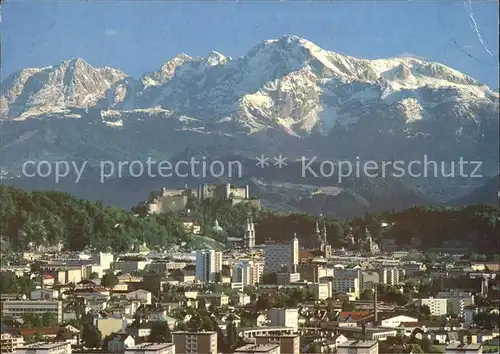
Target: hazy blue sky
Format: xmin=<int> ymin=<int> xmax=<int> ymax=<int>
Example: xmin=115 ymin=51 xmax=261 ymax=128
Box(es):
xmin=2 ymin=1 xmax=499 ymax=88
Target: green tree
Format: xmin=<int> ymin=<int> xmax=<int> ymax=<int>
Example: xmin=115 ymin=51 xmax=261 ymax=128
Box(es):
xmin=148 ymin=322 xmax=172 ymax=342
xmin=41 ymin=312 xmax=58 ymax=327
xmin=101 ymin=272 xmax=119 ymax=288
xmin=82 ymin=323 xmax=102 ymax=348
xmin=341 ymin=300 xmax=355 ymax=311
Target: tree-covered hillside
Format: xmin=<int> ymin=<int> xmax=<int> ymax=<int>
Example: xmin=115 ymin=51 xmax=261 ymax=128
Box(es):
xmin=1 ymin=185 xmax=498 ymax=253
xmin=0 ymin=185 xmax=188 ymax=252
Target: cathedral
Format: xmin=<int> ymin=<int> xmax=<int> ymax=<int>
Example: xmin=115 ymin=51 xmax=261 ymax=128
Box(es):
xmin=243 ymin=215 xmax=256 ymax=248
xmin=314 ymin=220 xmax=332 ymax=259
xmin=346 ymin=226 xmax=380 ymax=254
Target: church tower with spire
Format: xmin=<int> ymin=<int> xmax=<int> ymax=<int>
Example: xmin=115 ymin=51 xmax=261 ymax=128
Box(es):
xmin=315 ymin=221 xmax=321 ymax=244
xmin=321 ymin=221 xmax=332 ymax=259
xmin=243 ymin=215 xmax=255 ymax=249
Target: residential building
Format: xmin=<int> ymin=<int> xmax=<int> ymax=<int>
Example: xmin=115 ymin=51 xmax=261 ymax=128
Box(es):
xmin=1 ymin=333 xmax=24 ymax=353
xmin=91 ymin=252 xmax=114 ymax=271
xmin=232 ymin=261 xmax=260 ymax=289
xmin=107 ymin=332 xmax=136 ymax=352
xmin=255 ymin=334 xmax=300 ymax=354
xmin=381 ymin=315 xmax=418 ymax=328
xmin=332 ymin=276 xmax=360 ymax=300
xmin=195 ymin=250 xmax=222 ymax=283
xmin=171 ymin=331 xmax=217 ymax=354
xmin=94 ymin=317 xmax=127 ymax=338
xmin=445 ymin=343 xmax=483 ymax=354
xmin=361 ymin=271 xmax=380 ymax=288
xmin=124 ymin=343 xmax=175 ymax=354
xmin=30 ymin=289 xmax=59 ymax=301
xmin=378 ymin=268 xmax=401 ymax=286
xmin=421 ymin=297 xmax=448 ymax=316
xmin=2 ymin=300 xmax=63 ymax=323
xmin=197 ymin=293 xmax=229 ymax=307
xmin=437 ymin=292 xmax=474 ymax=317
xmin=126 ymin=290 xmax=152 ymax=305
xmin=114 ymin=259 xmax=151 ymax=274
xmin=233 ymin=344 xmax=280 ymax=354
xmin=335 ymin=268 xmax=363 ymax=290
xmin=337 ymin=340 xmax=379 ymax=354
xmin=403 ymin=262 xmax=426 ymax=277
xmin=309 ymin=282 xmax=332 ymax=300
xmin=15 ymin=342 xmax=71 ymax=354
xmin=299 ymin=263 xmax=328 ymax=283
xmin=267 ymin=308 xmax=299 ymax=332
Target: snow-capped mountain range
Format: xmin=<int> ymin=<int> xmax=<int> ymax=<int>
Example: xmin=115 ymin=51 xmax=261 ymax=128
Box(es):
xmin=1 ymin=35 xmax=498 ymax=201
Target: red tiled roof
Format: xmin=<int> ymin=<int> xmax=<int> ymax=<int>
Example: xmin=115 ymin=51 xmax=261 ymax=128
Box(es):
xmin=338 ymin=311 xmax=372 ymax=321
xmin=299 ymin=251 xmax=314 ymax=259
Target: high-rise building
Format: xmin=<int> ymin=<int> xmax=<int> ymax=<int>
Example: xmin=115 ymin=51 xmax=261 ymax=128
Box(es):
xmin=232 ymin=260 xmax=260 ymax=288
xmin=379 ymin=268 xmax=401 ymax=286
xmin=195 ymin=250 xmax=222 ymax=283
xmin=264 ymin=234 xmax=299 ymax=274
xmin=172 ymin=331 xmax=217 ymax=354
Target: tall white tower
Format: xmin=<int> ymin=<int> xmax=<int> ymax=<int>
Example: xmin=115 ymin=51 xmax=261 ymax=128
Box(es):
xmin=291 ymin=232 xmax=299 ymax=273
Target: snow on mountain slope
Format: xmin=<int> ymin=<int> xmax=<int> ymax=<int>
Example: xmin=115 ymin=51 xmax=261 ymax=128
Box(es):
xmin=1 ymin=35 xmax=497 ymax=138
xmin=1 ymin=58 xmax=127 ymax=119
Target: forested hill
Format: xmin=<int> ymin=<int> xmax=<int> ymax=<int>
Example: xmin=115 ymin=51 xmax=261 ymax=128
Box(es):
xmin=0 ymin=185 xmax=498 ymax=253
xmin=0 ymin=185 xmax=189 ymax=252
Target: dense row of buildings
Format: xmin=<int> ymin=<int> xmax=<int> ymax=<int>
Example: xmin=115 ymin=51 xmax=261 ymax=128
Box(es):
xmin=1 ymin=213 xmax=499 ymax=354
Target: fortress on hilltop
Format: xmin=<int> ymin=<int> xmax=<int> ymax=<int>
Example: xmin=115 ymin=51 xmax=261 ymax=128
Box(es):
xmin=147 ymin=183 xmax=261 ymax=214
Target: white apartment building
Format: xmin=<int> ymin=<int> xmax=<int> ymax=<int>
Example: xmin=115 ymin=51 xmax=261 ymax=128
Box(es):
xmin=379 ymin=268 xmax=401 ymax=286
xmin=232 ymin=261 xmax=260 ymax=289
xmin=126 ymin=290 xmax=152 ymax=304
xmin=267 ymin=308 xmax=299 ymax=332
xmin=2 ymin=300 xmax=63 ymax=323
xmin=309 ymin=282 xmax=332 ymax=300
xmin=1 ymin=333 xmax=24 ymax=353
xmin=444 ymin=343 xmax=483 ymax=354
xmin=337 ymin=340 xmax=378 ymax=354
xmin=381 ymin=315 xmax=418 ymax=328
xmin=421 ymin=297 xmax=448 ymax=316
xmin=437 ymin=292 xmax=474 ymax=317
xmin=234 ymin=344 xmax=280 ymax=354
xmin=124 ymin=343 xmax=175 ymax=354
xmin=264 ymin=235 xmax=299 ymax=274
xmin=195 ymin=250 xmax=222 ymax=282
xmin=16 ymin=342 xmax=71 ymax=354
xmin=332 ymin=277 xmax=360 ymax=299
xmin=114 ymin=260 xmax=151 ymax=274
xmin=91 ymin=252 xmax=114 ymax=270
xmin=30 ymin=289 xmax=59 ymax=301
xmin=172 ymin=331 xmax=217 ymax=354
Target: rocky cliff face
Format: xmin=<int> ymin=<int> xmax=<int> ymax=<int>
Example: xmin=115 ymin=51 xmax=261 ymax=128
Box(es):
xmin=1 ymin=35 xmax=498 ymax=202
